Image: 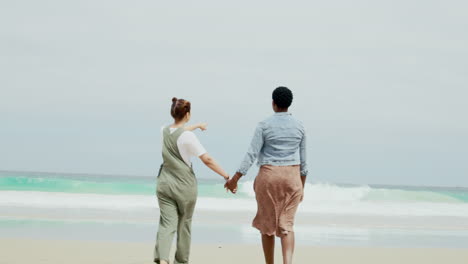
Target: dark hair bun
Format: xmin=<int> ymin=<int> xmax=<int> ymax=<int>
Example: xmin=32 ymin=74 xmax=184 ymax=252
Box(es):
xmin=170 ymin=97 xmax=191 ymax=121
xmin=272 ymin=86 xmax=293 ymax=109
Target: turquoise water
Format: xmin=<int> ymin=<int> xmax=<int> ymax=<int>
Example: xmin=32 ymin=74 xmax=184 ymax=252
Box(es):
xmin=2 ymin=170 xmax=468 ymax=248
xmin=1 ymin=170 xmax=467 ymax=203
xmin=0 ymin=171 xmax=248 ymax=198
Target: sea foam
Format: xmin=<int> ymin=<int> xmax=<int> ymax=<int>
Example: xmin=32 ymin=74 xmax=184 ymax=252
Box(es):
xmin=2 ymin=190 xmax=468 ymax=217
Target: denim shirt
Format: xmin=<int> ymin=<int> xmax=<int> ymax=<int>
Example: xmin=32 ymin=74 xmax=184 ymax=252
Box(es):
xmin=237 ymin=112 xmax=308 ymax=177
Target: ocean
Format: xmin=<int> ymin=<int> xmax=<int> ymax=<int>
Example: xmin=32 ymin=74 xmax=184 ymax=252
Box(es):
xmin=1 ymin=170 xmax=468 ymax=248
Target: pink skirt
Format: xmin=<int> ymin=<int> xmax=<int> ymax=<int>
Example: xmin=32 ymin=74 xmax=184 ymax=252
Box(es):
xmin=252 ymin=165 xmax=303 ymax=237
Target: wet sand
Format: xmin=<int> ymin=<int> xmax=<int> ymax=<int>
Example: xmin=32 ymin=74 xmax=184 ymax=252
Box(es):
xmin=2 ymin=238 xmax=468 ymax=264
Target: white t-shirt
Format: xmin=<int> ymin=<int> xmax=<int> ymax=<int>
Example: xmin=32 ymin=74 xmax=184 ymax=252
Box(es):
xmin=161 ymin=126 xmax=207 ymax=166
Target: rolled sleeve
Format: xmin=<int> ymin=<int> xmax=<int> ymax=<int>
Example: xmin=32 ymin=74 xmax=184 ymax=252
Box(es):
xmin=299 ymin=131 xmax=308 ymax=177
xmin=237 ymin=123 xmax=264 ymax=175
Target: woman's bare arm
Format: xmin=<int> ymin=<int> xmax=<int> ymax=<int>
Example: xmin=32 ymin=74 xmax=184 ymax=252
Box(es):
xmin=199 ymin=153 xmax=229 ymax=180
xmin=184 ymin=123 xmax=207 ymax=131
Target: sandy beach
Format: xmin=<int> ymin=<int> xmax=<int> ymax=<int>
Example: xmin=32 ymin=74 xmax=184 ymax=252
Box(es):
xmin=2 ymin=238 xmax=468 ymax=264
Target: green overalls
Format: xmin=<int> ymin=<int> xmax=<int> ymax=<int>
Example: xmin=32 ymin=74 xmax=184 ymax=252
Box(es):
xmin=154 ymin=127 xmax=198 ymax=264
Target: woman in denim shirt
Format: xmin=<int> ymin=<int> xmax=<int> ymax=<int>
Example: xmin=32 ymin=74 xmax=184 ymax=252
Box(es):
xmin=225 ymin=87 xmax=308 ymax=264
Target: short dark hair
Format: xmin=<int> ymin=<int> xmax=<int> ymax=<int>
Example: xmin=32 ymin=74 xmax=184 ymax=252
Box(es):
xmin=170 ymin=97 xmax=191 ymax=121
xmin=272 ymin=86 xmax=293 ymax=109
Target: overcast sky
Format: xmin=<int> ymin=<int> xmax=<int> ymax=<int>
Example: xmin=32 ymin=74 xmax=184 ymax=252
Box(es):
xmin=1 ymin=1 xmax=467 ymax=186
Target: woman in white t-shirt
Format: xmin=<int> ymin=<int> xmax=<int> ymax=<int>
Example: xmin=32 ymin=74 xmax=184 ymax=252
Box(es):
xmin=153 ymin=97 xmax=229 ymax=264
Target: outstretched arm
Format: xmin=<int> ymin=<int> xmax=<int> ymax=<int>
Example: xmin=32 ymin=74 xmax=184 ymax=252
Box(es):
xmin=200 ymin=153 xmax=230 ymax=181
xmin=185 ymin=123 xmax=207 ymax=132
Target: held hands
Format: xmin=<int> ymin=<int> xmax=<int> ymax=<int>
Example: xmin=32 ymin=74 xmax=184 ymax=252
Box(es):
xmin=224 ymin=178 xmax=238 ymax=194
xmin=224 ymin=172 xmax=242 ymax=194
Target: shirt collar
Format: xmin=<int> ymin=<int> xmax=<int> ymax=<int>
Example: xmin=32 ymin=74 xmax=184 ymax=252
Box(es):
xmin=274 ymin=112 xmax=291 ymax=116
